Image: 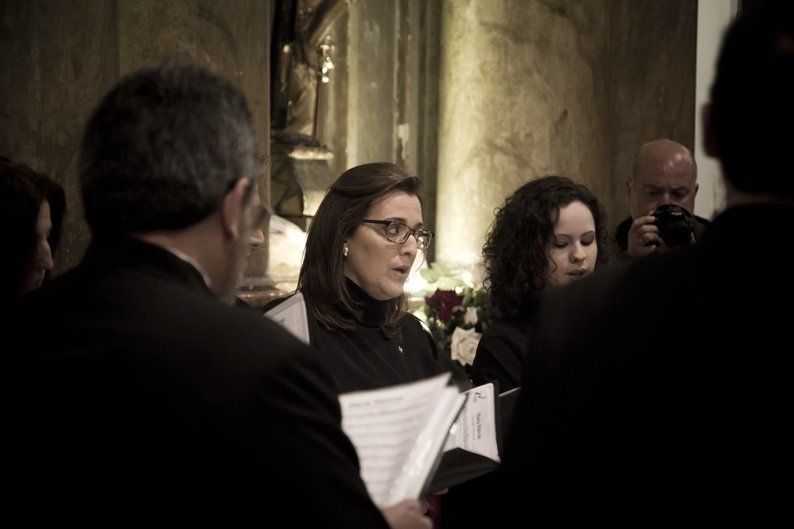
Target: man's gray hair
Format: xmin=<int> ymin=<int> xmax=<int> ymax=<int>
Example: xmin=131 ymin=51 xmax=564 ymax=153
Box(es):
xmin=79 ymin=62 xmax=260 ymax=234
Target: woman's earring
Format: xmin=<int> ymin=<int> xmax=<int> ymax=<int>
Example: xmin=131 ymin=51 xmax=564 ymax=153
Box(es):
xmin=343 ymin=245 xmax=349 ymax=257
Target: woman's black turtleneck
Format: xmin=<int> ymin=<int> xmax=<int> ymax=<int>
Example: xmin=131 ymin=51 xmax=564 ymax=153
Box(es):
xmin=301 ymin=279 xmax=441 ymax=394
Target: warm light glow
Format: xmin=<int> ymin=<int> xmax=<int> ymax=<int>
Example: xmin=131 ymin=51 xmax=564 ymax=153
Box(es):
xmin=405 ymin=260 xmax=431 ymax=313
xmin=268 ymin=215 xmax=308 ymax=292
xmin=405 ymin=255 xmax=431 ymax=298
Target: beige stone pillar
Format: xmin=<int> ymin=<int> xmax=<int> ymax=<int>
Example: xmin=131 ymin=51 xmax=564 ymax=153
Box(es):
xmin=435 ymin=0 xmax=610 ymax=269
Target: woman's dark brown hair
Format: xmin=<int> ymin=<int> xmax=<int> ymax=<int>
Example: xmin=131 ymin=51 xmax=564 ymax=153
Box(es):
xmin=0 ymin=156 xmax=66 ymax=301
xmin=299 ymin=162 xmax=422 ymax=339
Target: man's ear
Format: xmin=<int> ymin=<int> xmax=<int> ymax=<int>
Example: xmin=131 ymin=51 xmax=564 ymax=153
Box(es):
xmin=702 ymin=103 xmax=719 ymax=158
xmin=220 ymin=178 xmax=251 ymax=239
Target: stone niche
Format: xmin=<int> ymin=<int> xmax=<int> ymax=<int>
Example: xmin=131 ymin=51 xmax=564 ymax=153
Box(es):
xmin=267 ymin=133 xmax=336 ymax=293
xmin=267 ymin=0 xmax=348 ymax=293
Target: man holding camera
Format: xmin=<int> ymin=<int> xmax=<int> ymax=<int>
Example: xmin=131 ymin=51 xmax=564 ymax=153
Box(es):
xmin=615 ymin=138 xmax=711 ymax=257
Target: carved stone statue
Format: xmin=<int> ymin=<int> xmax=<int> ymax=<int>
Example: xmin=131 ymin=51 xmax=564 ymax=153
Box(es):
xmin=268 ymin=0 xmax=348 ymax=293
xmin=271 ymin=0 xmax=345 ymax=140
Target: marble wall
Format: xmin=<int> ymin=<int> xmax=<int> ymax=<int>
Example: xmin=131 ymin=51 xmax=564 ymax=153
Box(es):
xmin=0 ymin=0 xmax=118 ymax=274
xmin=1 ymin=0 xmax=272 ymax=285
xmin=2 ymin=0 xmax=696 ymax=283
xmin=608 ymin=0 xmax=697 ymax=224
xmin=435 ymin=0 xmax=696 ymax=267
xmin=346 ymin=0 xmax=398 ymax=166
xmin=436 ymin=0 xmax=611 ymax=266
xmin=317 ymin=0 xmax=442 ymax=260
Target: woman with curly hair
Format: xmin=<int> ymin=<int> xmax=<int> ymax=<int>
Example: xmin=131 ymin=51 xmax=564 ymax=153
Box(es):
xmin=471 ymin=175 xmax=609 ymax=391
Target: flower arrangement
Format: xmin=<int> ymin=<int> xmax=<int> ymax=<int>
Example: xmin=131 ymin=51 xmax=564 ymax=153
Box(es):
xmin=414 ymin=263 xmax=490 ymax=384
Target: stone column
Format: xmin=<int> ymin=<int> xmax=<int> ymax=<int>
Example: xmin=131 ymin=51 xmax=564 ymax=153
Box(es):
xmin=435 ymin=0 xmax=610 ymax=269
xmin=346 ymin=0 xmax=398 ymax=167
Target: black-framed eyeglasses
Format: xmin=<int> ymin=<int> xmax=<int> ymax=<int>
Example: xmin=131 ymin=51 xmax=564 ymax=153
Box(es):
xmin=362 ymin=220 xmax=434 ymax=251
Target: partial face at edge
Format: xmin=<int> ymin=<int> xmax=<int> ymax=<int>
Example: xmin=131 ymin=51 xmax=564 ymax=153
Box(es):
xmin=546 ymin=200 xmax=598 ymax=288
xmin=22 ymin=199 xmax=54 ymax=294
xmin=344 ymin=191 xmax=423 ymax=301
xmin=248 ymin=186 xmax=266 ymax=247
xmin=218 ymin=180 xmax=265 ymax=303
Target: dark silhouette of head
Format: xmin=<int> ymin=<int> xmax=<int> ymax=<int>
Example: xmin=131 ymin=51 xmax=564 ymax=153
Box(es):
xmin=79 ymin=63 xmax=260 ymax=236
xmin=707 ymin=0 xmax=794 ymax=199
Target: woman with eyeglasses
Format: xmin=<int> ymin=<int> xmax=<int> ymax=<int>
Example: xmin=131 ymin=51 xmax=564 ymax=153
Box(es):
xmin=267 ymin=161 xmax=440 ymax=392
xmin=265 ymin=162 xmax=442 ymax=527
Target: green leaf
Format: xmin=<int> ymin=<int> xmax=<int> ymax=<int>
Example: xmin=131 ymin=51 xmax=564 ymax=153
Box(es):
xmin=434 ymin=262 xmax=451 ymax=276
xmin=420 ymin=266 xmax=439 ymax=282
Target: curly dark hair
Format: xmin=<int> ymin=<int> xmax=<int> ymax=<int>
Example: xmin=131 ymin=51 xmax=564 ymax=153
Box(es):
xmin=482 ymin=175 xmax=609 ymax=321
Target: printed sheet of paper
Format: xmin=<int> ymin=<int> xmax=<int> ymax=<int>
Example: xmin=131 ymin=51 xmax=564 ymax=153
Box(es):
xmin=443 ymin=383 xmax=500 ymax=462
xmin=339 ymin=373 xmax=464 ymax=508
xmin=263 ymin=292 xmax=310 ymax=344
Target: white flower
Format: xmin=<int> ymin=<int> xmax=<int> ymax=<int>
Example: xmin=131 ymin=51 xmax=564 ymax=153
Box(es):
xmin=463 ymin=306 xmax=479 ymax=326
xmin=450 ymin=326 xmax=482 ymax=367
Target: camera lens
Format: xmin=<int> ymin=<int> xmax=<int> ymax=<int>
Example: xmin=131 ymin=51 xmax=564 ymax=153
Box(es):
xmin=653 ymin=204 xmax=695 ymax=249
xmin=663 ymin=223 xmax=693 ymax=247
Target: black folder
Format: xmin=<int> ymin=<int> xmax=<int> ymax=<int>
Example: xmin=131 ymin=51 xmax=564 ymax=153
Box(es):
xmin=423 ymin=386 xmax=521 ymax=493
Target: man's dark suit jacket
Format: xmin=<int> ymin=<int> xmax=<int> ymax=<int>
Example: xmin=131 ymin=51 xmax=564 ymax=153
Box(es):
xmin=497 ymin=205 xmax=793 ymax=524
xmin=7 ymin=237 xmax=388 ymax=526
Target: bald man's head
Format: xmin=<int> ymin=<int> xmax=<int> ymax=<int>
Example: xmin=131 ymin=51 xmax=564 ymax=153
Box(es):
xmin=627 ymin=139 xmax=698 ymax=220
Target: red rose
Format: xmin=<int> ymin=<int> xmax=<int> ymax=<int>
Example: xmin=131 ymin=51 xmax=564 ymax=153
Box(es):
xmin=425 ymin=289 xmax=464 ymax=324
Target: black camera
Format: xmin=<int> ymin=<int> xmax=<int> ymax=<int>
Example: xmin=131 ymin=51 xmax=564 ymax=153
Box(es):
xmin=652 ymin=204 xmax=695 ymax=248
